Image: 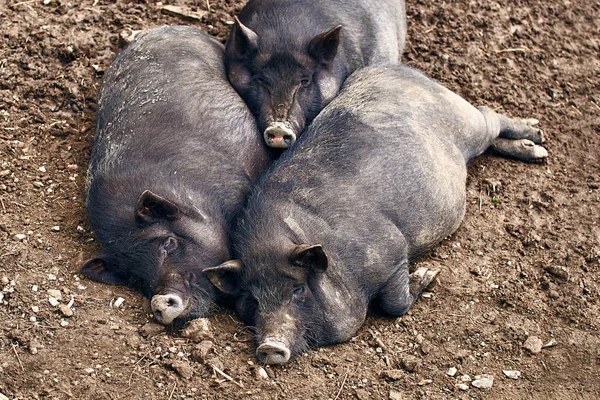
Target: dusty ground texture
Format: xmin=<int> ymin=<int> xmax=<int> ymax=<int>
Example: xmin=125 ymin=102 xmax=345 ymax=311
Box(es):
xmin=1 ymin=0 xmax=599 ymax=399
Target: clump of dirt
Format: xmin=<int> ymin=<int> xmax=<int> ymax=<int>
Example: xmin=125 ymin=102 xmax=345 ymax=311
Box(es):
xmin=1 ymin=0 xmax=599 ymax=399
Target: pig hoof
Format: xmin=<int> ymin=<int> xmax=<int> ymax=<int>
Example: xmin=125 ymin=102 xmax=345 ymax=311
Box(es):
xmin=256 ymin=340 xmax=291 ymax=365
xmin=490 ymin=138 xmax=548 ymax=163
xmin=264 ymin=123 xmax=296 ymax=148
xmin=151 ymin=294 xmax=187 ymax=325
xmin=409 ymin=267 xmax=440 ymax=297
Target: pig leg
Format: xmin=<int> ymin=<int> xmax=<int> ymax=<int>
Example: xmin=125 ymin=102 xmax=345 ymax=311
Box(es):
xmin=490 ymin=138 xmax=548 ymax=163
xmin=477 ymin=107 xmax=548 ymax=162
xmin=377 ymin=264 xmax=439 ymax=316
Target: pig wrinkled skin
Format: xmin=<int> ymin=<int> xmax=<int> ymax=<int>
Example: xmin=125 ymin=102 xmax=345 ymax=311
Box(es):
xmin=205 ymin=64 xmax=547 ymax=364
xmin=224 ymin=0 xmax=407 ymax=148
xmin=81 ymin=26 xmax=272 ymax=328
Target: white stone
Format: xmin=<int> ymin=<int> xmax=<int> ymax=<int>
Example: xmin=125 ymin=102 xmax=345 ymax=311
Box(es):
xmin=113 ymin=297 xmax=125 ymax=307
xmin=447 ymin=367 xmax=457 ymax=377
xmin=32 ymin=305 xmax=39 ymax=312
xmin=257 ymin=367 xmax=269 ymax=380
xmin=50 ymin=226 xmax=60 ymax=232
xmin=47 ymin=289 xmax=62 ymax=301
xmin=472 ymin=374 xmax=494 ymax=389
xmin=503 ymin=370 xmax=521 ymax=379
xmin=49 ymin=297 xmax=60 ymax=307
xmin=38 ymin=166 xmax=46 ymax=172
xmin=14 ymin=233 xmax=26 ymax=241
xmin=32 ymin=285 xmax=38 ymax=292
xmin=455 ymin=383 xmax=469 ymax=391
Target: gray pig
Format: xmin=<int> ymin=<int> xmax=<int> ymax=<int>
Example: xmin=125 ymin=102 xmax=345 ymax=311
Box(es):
xmin=225 ymin=0 xmax=407 ymax=148
xmin=204 ymin=64 xmax=547 ymax=364
xmin=81 ymin=26 xmax=272 ymax=328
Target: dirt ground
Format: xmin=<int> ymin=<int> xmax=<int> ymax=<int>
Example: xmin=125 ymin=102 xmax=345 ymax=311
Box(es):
xmin=0 ymin=0 xmax=598 ymax=399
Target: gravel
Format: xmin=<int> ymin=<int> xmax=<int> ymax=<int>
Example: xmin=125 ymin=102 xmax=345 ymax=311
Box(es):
xmin=503 ymin=370 xmax=521 ymax=379
xmin=471 ymin=374 xmax=494 ymax=389
xmin=523 ymin=336 xmax=543 ymax=354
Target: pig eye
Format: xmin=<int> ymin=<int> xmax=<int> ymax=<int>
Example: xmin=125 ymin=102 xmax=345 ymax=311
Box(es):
xmin=163 ymin=237 xmax=178 ymax=255
xmin=253 ymin=76 xmax=266 ymax=85
xmin=293 ymin=285 xmax=307 ymax=300
xmin=300 ymin=77 xmax=311 ymax=88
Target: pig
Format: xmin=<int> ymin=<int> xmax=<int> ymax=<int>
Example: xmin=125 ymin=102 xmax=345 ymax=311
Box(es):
xmin=80 ymin=26 xmax=272 ymax=328
xmin=204 ymin=64 xmax=548 ymax=364
xmin=224 ymin=0 xmax=407 ymax=148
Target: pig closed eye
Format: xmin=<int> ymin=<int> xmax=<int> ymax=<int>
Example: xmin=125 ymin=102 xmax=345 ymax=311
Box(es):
xmin=163 ymin=237 xmax=178 ymax=255
xmin=300 ymin=78 xmax=311 ymax=88
xmin=293 ymin=285 xmax=307 ymax=301
xmin=253 ymin=76 xmax=266 ymax=86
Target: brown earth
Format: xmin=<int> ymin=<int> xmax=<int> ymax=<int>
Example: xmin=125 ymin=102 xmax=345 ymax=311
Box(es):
xmin=0 ymin=0 xmax=599 ymax=399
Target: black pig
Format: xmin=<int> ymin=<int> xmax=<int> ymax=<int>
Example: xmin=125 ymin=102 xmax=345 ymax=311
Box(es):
xmin=81 ymin=26 xmax=271 ymax=327
xmin=225 ymin=0 xmax=407 ymax=148
xmin=205 ymin=64 xmax=547 ymax=364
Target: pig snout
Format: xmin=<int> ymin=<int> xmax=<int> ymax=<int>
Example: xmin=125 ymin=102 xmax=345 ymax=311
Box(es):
xmin=264 ymin=122 xmax=297 ymax=148
xmin=151 ymin=293 xmax=188 ymax=325
xmin=256 ymin=338 xmax=291 ymax=365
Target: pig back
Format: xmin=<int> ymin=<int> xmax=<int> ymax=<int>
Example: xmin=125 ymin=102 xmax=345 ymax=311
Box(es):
xmin=271 ymin=64 xmax=475 ymax=258
xmin=90 ymin=26 xmax=267 ymax=188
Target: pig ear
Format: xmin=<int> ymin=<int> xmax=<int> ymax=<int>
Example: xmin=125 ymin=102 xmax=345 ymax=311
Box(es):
xmin=308 ymin=25 xmax=342 ymax=65
xmin=135 ymin=190 xmax=180 ymax=223
xmin=203 ymin=260 xmax=242 ymax=295
xmin=291 ymin=244 xmax=328 ymax=272
xmin=80 ymin=256 xmax=129 ymax=286
xmin=228 ymin=16 xmax=259 ymax=59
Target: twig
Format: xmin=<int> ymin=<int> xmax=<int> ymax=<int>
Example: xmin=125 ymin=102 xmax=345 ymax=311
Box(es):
xmin=334 ymin=373 xmax=348 ymax=400
xmin=0 ymin=197 xmax=6 ymax=213
xmin=212 ymin=365 xmax=244 ymax=388
xmin=11 ymin=0 xmax=37 ymax=7
xmin=494 ymin=47 xmax=529 ymax=54
xmin=591 ymin=101 xmax=600 ymax=112
xmin=167 ymin=382 xmax=177 ymax=400
xmin=205 ymin=0 xmax=210 ymax=12
xmin=128 ymin=349 xmax=154 ymax=385
xmin=12 ymin=344 xmax=25 ymax=371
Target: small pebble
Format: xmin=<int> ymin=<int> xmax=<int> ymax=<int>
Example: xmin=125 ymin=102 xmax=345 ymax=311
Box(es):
xmin=29 ymin=316 xmax=37 ymax=322
xmin=455 ymin=383 xmax=469 ymax=391
xmin=256 ymin=367 xmax=269 ymax=380
xmin=459 ymin=374 xmax=472 ymax=382
xmin=139 ymin=322 xmax=164 ymax=338
xmin=49 ymin=297 xmax=60 ymax=307
xmin=32 ymin=305 xmax=39 ymax=313
xmin=38 ymin=166 xmax=46 ymax=173
xmin=113 ymin=297 xmax=125 ymax=307
xmin=170 ymin=360 xmax=193 ymax=380
xmin=32 ymin=285 xmax=38 ymax=292
xmin=523 ymin=336 xmax=543 ymax=354
xmin=543 ymin=338 xmax=557 ymax=348
xmin=399 ymin=354 xmax=421 ymax=372
xmin=381 ymin=370 xmax=404 ymax=380
xmin=50 ymin=226 xmax=60 ymax=232
xmin=472 ymin=374 xmax=494 ymax=389
xmin=181 ymin=318 xmax=212 ymax=341
xmin=84 ymin=368 xmax=94 ymax=374
xmin=1 ymin=277 xmax=8 ymax=285
xmin=60 ymin=320 xmax=69 ymax=327
xmin=13 ymin=233 xmax=26 ymax=241
xmin=59 ymin=304 xmax=73 ymax=317
xmin=418 ymin=379 xmax=433 ymax=386
xmin=447 ymin=367 xmax=457 ymax=377
xmin=389 ymin=390 xmax=403 ymax=400
xmin=48 ymin=289 xmax=62 ymax=301
xmin=191 ymin=340 xmax=214 ymax=362
xmin=503 ymin=370 xmax=521 ymax=379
